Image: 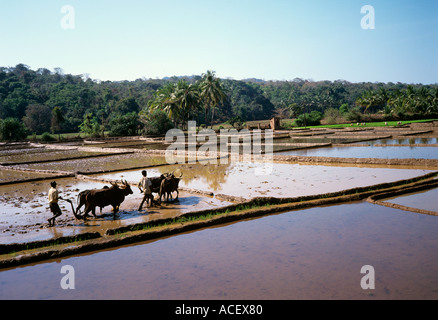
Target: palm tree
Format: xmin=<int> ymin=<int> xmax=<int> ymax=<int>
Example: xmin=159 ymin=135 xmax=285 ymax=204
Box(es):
xmin=428 ymin=87 xmax=438 ymax=114
xmin=356 ymin=90 xmax=379 ymax=113
xmin=414 ymin=87 xmax=429 ymax=114
xmin=148 ymin=81 xmax=201 ymax=130
xmin=149 ymin=82 xmax=179 ymax=127
xmin=376 ymin=87 xmax=389 ymax=111
xmin=199 ymin=70 xmax=227 ymax=128
xmin=173 ymin=80 xmax=200 ymax=130
xmin=403 ymin=86 xmax=417 ymax=114
xmin=387 ymin=91 xmax=406 ymax=116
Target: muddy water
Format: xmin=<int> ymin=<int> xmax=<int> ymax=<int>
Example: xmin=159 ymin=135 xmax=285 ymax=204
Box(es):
xmin=0 ymin=177 xmax=232 ymax=243
xmin=96 ymin=162 xmax=433 ymax=199
xmin=83 ymin=140 xmax=167 ymax=149
xmin=1 ymin=201 xmax=437 ymax=300
xmin=274 ymin=137 xmax=359 ymax=144
xmin=0 ymin=150 xmax=106 ymax=164
xmin=383 ymin=187 xmax=438 ymax=213
xmin=278 ymin=145 xmax=438 ymax=159
xmin=90 ymin=141 xmax=171 ymax=150
xmin=0 ymin=168 xmax=60 ymax=183
xmin=362 ymin=138 xmax=438 ymax=145
xmin=14 ymin=153 xmax=169 ymax=172
xmin=0 ymin=178 xmax=110 ymax=239
xmin=0 ymin=146 xmax=49 ymax=157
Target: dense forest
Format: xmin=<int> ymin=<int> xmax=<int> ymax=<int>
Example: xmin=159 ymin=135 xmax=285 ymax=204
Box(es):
xmin=0 ymin=64 xmax=437 ymax=140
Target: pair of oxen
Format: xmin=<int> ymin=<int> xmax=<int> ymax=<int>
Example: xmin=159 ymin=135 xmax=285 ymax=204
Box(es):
xmin=74 ymin=172 xmax=182 ymax=220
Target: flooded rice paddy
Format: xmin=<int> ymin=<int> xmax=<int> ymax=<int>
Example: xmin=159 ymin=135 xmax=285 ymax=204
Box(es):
xmin=82 ymin=139 xmax=170 ymax=150
xmin=96 ymin=161 xmax=433 ymax=199
xmin=12 ymin=153 xmax=169 ymax=173
xmin=1 ymin=201 xmax=438 ymax=300
xmin=363 ymin=137 xmax=438 ymax=145
xmin=0 ymin=149 xmax=111 ymax=165
xmin=0 ymin=177 xmax=232 ymax=244
xmin=1 ymin=123 xmax=438 ymax=299
xmin=383 ymin=187 xmax=438 ymax=213
xmin=0 ymin=168 xmax=61 ymax=184
xmin=278 ymin=145 xmax=438 ymax=159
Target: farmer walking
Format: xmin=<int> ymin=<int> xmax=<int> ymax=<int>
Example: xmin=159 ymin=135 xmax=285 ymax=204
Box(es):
xmin=138 ymin=170 xmax=153 ymax=211
xmin=48 ymin=181 xmax=63 ymax=226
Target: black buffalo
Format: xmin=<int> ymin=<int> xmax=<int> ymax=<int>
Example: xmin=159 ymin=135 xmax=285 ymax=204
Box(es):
xmin=159 ymin=172 xmax=183 ymax=203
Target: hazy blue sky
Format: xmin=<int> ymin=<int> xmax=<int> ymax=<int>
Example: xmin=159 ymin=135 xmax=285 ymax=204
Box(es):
xmin=1 ymin=0 xmax=437 ymax=83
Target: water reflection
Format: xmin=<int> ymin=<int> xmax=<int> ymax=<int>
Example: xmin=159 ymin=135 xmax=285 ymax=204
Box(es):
xmin=96 ymin=162 xmax=232 ymax=192
xmin=15 ymin=153 xmax=169 ymax=172
xmin=364 ymin=138 xmax=438 ymax=145
xmin=2 ymin=201 xmax=438 ymax=300
xmin=383 ymin=187 xmax=438 ymax=212
xmin=0 ymin=178 xmax=110 ymax=232
xmin=0 ymin=150 xmax=105 ymax=164
xmin=278 ymin=145 xmax=438 ymax=159
xmin=96 ymin=162 xmax=433 ymax=199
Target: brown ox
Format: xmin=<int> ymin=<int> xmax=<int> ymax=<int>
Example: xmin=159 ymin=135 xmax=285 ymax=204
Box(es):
xmin=75 ymin=186 xmax=109 ymax=217
xmin=78 ymin=180 xmax=133 ymax=220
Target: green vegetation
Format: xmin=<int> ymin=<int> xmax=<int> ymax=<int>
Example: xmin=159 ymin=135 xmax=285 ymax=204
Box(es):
xmin=0 ymin=117 xmax=28 ymax=141
xmin=146 ymin=70 xmax=228 ymax=130
xmin=293 ymin=110 xmax=323 ymax=127
xmin=41 ymin=132 xmax=56 ymax=142
xmin=291 ymin=118 xmax=438 ymax=129
xmin=199 ymin=70 xmax=228 ymax=128
xmin=108 ymin=112 xmax=139 ymax=137
xmin=0 ymin=232 xmax=101 ymax=256
xmin=356 ymin=86 xmax=438 ymax=117
xmin=78 ymin=112 xmax=102 ymax=138
xmin=147 ymin=79 xmax=202 ymax=130
xmin=139 ymin=109 xmax=174 ymax=136
xmin=1 ymin=63 xmax=437 ymax=141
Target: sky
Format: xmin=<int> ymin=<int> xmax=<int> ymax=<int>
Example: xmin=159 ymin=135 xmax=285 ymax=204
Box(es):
xmin=0 ymin=0 xmax=437 ymax=84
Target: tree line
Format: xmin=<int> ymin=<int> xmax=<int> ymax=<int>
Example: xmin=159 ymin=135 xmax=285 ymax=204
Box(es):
xmin=356 ymin=86 xmax=438 ymax=117
xmin=1 ymin=64 xmax=437 ymax=141
xmin=144 ymin=70 xmax=227 ymax=132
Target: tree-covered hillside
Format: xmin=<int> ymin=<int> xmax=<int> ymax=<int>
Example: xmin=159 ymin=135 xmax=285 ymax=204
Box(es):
xmin=1 ymin=64 xmax=437 ymax=140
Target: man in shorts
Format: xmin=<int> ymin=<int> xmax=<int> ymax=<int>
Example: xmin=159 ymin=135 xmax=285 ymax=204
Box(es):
xmin=48 ymin=181 xmax=63 ymax=226
xmin=138 ymin=170 xmax=153 ymax=211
